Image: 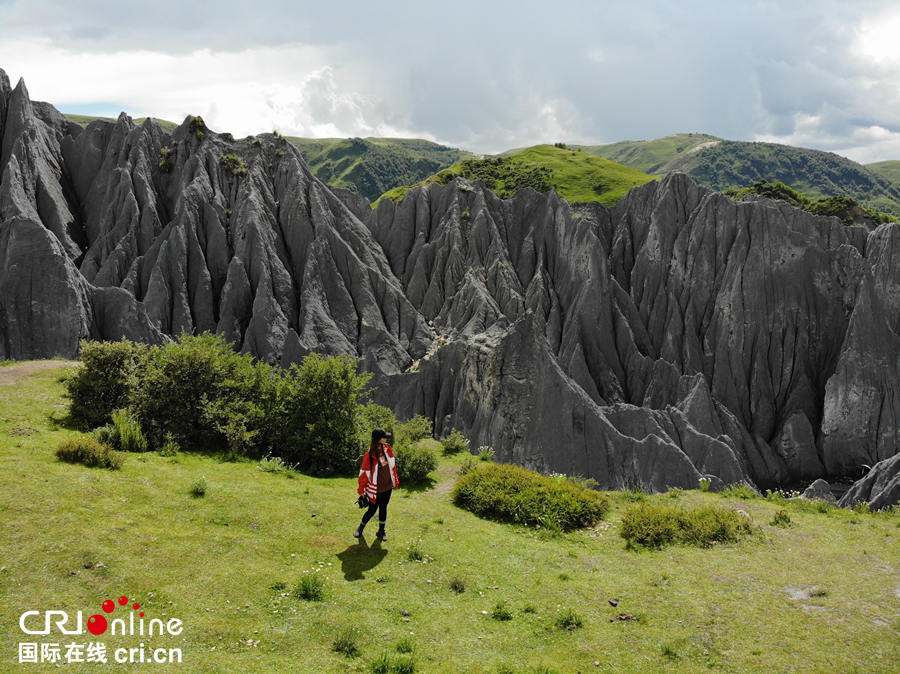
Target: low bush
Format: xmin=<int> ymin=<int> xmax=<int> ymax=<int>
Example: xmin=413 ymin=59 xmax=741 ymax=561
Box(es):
xmin=553 ymin=608 xmax=583 ymax=630
xmin=619 ymin=502 xmax=752 ymax=549
xmin=92 ymin=424 xmax=120 ymax=450
xmin=491 ymin=602 xmax=513 ymax=621
xmin=452 ymin=463 xmax=609 ymax=531
xmin=477 ymin=446 xmax=494 ymax=461
xmin=395 ymin=415 xmax=432 ymax=446
xmin=770 ymin=509 xmax=792 ymax=527
xmin=332 ymin=627 xmax=360 ymax=657
xmin=440 ymin=429 xmax=469 ymax=455
xmin=111 ymin=408 xmax=147 ymax=453
xmin=393 ymin=444 xmax=437 ymax=484
xmin=66 ymin=339 xmax=147 ymax=430
xmin=448 ymin=577 xmax=465 ymax=594
xmin=294 ymin=574 xmax=326 ymax=601
xmin=189 ymin=478 xmax=207 ymax=497
xmin=69 ymin=334 xmax=375 ymax=476
xmin=720 ymin=483 xmax=759 ymax=499
xmin=257 ymin=455 xmax=292 ymax=473
xmin=56 ymin=437 xmax=123 ymax=470
xmin=159 ymin=433 xmax=180 ymax=457
xmin=395 ymin=637 xmax=415 ymax=654
xmin=370 ymin=654 xmax=415 ymax=674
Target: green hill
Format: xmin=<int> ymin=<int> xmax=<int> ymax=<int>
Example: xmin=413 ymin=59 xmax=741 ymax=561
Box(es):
xmin=1 ymin=363 xmax=897 ymax=672
xmin=376 ymin=144 xmax=656 ymax=207
xmin=577 ymin=133 xmax=720 ymax=175
xmin=582 ymin=134 xmax=900 ymax=218
xmin=288 ymin=137 xmax=473 ymax=202
xmin=867 ymin=160 xmax=900 ymax=189
xmin=65 ymin=113 xmax=179 ymax=133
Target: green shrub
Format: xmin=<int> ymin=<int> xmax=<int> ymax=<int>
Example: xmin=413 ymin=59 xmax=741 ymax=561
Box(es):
xmin=452 ymin=463 xmax=609 ymax=531
xmin=699 ymin=477 xmax=711 ymax=492
xmin=257 ymin=454 xmax=292 ymax=473
xmin=66 ymin=339 xmax=147 ymax=430
xmin=395 ymin=636 xmax=414 ymax=654
xmin=720 ymin=483 xmax=759 ymax=499
xmin=294 ymin=574 xmax=325 ymax=601
xmin=371 ymin=654 xmax=415 ymax=674
xmin=457 ymin=456 xmax=477 ymax=476
xmin=92 ymin=423 xmax=120 ymax=450
xmin=553 ymin=608 xmax=583 ymax=630
xmin=770 ymin=509 xmax=792 ymax=527
xmin=394 ymin=444 xmax=437 ymax=484
xmin=111 ymin=408 xmax=147 ymax=452
xmin=358 ymin=402 xmax=396 ymax=448
xmin=271 ymin=353 xmax=372 ymax=476
xmin=332 ymin=627 xmax=360 ymax=657
xmin=394 ymin=415 xmax=433 ymax=446
xmin=440 ymin=429 xmax=469 ymax=455
xmin=56 ymin=437 xmax=123 ymax=470
xmin=478 ymin=446 xmax=495 ymax=461
xmin=159 ymin=433 xmax=180 ymax=457
xmin=619 ymin=502 xmax=752 ymax=549
xmin=189 ymin=478 xmax=207 ymax=497
xmin=449 ymin=577 xmax=465 ymax=594
xmin=129 ymin=333 xmax=270 ymax=452
xmin=219 ymin=153 xmax=247 ymax=176
xmin=852 ymin=501 xmax=871 ymax=514
xmin=491 ymin=602 xmax=513 ymax=621
xmin=190 ymin=116 xmax=205 ymax=141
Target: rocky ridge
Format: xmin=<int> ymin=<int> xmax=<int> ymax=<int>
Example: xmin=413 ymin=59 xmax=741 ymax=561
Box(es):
xmin=1 ymin=69 xmax=898 ymax=495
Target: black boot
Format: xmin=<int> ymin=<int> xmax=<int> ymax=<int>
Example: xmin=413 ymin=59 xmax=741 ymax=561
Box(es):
xmin=354 ymin=521 xmax=366 ymax=538
xmin=376 ymin=521 xmax=387 ymax=541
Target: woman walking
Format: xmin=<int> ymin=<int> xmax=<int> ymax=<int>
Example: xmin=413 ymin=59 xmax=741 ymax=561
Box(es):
xmin=355 ymin=429 xmax=399 ymax=541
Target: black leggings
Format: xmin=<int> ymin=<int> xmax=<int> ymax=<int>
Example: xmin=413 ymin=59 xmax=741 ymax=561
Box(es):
xmin=361 ymin=489 xmax=392 ymax=526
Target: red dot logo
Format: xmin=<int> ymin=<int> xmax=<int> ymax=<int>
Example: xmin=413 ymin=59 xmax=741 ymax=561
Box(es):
xmin=87 ymin=614 xmax=108 ymax=635
xmin=133 ymin=603 xmax=140 ymax=610
xmin=118 ymin=596 xmax=128 ymax=606
xmin=101 ymin=600 xmax=115 ymax=614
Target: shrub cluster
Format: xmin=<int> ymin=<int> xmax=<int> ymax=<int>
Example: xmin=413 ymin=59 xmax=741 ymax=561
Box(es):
xmin=440 ymin=429 xmax=469 ymax=455
xmin=452 ymin=463 xmax=609 ymax=531
xmin=619 ymin=502 xmax=752 ymax=549
xmin=393 ymin=444 xmax=437 ymax=484
xmin=66 ymin=334 xmax=375 ymax=476
xmin=56 ymin=437 xmax=123 ymax=470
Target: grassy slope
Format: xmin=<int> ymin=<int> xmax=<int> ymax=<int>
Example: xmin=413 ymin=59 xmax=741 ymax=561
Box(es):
xmin=867 ymin=160 xmax=900 ymax=189
xmin=376 ymin=144 xmax=656 ymax=208
xmin=287 ymin=137 xmax=473 ymax=202
xmin=65 ymin=114 xmax=179 ymax=134
xmin=1 ymin=365 xmax=898 ymax=673
xmin=583 ymin=134 xmax=900 ymax=217
xmin=577 ymin=133 xmax=721 ymax=176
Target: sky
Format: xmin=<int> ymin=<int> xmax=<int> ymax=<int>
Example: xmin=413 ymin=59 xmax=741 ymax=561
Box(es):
xmin=1 ymin=0 xmax=899 ymax=163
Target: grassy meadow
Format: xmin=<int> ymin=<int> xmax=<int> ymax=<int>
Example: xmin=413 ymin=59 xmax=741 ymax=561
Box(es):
xmin=1 ymin=363 xmax=898 ymax=672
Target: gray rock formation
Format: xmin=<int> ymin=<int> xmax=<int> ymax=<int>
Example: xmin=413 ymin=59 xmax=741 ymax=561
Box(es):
xmin=1 ymin=68 xmax=898 ymax=493
xmin=800 ymin=478 xmax=836 ymax=503
xmin=838 ymin=453 xmax=900 ymax=510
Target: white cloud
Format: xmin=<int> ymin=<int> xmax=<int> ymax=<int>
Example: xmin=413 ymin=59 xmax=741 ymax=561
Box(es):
xmin=0 ymin=39 xmax=423 ymax=140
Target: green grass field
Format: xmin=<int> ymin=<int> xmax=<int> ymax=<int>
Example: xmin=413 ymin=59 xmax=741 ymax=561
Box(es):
xmin=375 ymin=144 xmax=655 ymax=209
xmin=1 ymin=364 xmax=898 ymax=672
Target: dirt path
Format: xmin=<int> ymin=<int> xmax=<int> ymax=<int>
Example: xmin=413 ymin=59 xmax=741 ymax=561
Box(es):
xmin=0 ymin=360 xmax=79 ymax=386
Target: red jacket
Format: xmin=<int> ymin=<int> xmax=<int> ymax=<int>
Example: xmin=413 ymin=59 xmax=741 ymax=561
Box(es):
xmin=358 ymin=445 xmax=400 ymax=503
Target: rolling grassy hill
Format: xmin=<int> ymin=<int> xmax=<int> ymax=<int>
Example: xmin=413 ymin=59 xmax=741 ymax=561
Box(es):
xmin=581 ymin=134 xmax=900 ymax=218
xmin=867 ymin=160 xmax=900 ymax=190
xmin=2 ymin=363 xmax=897 ymax=672
xmin=286 ymin=137 xmax=473 ymax=202
xmin=576 ymin=133 xmax=720 ymax=176
xmin=376 ymin=144 xmax=656 ymax=208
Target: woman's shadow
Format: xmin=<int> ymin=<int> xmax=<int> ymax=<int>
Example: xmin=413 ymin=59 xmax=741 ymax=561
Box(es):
xmin=336 ymin=535 xmax=388 ymax=581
